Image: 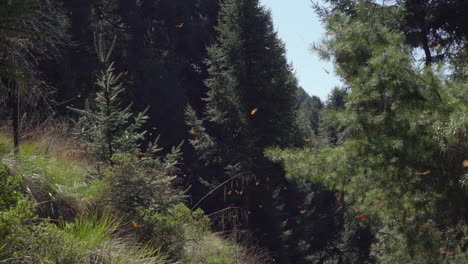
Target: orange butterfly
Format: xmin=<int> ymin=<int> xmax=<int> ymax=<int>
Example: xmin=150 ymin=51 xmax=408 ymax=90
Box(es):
xmin=189 ymin=128 xmax=197 ymax=135
xmin=299 ymin=210 xmax=306 ymax=214
xmin=251 ymin=108 xmax=258 ymax=115
xmin=433 ymin=44 xmax=441 ymax=50
xmin=176 ymin=23 xmax=184 ymax=28
xmin=95 ymin=97 xmax=101 ymax=100
xmin=415 ymin=170 xmax=430 ymax=176
xmin=255 ymin=180 xmax=261 ymax=186
xmin=326 ymin=32 xmax=336 ymax=36
xmin=132 ymin=221 xmax=144 ymax=228
xmin=304 ymin=138 xmax=311 ymax=142
xmin=356 ymin=214 xmax=368 ymax=222
xmin=227 ymin=190 xmax=232 ymax=195
xmin=463 ymin=160 xmax=468 ymax=167
xmin=335 ymin=61 xmax=343 ymax=65
xmin=225 ymin=164 xmax=233 ymax=169
xmin=440 ymin=250 xmax=454 ymax=255
xmin=337 ymin=191 xmax=345 ymax=204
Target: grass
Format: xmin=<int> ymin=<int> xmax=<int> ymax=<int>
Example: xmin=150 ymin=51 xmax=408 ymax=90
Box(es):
xmin=0 ymin=130 xmax=267 ymax=264
xmin=0 ymin=132 xmax=104 ymax=202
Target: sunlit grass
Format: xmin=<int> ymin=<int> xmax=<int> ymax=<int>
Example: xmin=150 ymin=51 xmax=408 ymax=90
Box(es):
xmin=0 ymin=132 xmax=103 ymax=200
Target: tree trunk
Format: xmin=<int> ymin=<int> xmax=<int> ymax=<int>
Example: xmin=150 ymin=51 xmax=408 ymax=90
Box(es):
xmin=7 ymin=80 xmax=20 ymax=155
xmin=422 ymin=28 xmax=432 ymax=66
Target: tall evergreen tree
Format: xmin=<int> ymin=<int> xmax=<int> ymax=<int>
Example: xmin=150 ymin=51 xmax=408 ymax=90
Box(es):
xmin=268 ymin=1 xmax=467 ymax=262
xmin=186 ymin=0 xmax=299 ymax=261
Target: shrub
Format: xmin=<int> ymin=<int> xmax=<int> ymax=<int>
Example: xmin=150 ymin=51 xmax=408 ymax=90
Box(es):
xmin=7 ymin=213 xmax=168 ymax=264
xmin=0 ymin=165 xmax=33 ymax=260
xmin=105 ymin=151 xmax=184 ymax=217
xmin=143 ymin=204 xmax=210 ymax=258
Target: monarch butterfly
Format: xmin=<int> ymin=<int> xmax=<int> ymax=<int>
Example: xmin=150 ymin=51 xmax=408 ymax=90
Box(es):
xmin=251 ymin=108 xmax=258 ymax=115
xmin=356 ymin=214 xmax=368 ymax=222
xmin=132 ymin=221 xmax=143 ymax=228
xmin=255 ymin=180 xmax=261 ymax=185
xmin=225 ymin=164 xmax=233 ymax=169
xmin=304 ymin=138 xmax=311 ymax=142
xmin=227 ymin=190 xmax=232 ymax=195
xmin=335 ymin=61 xmax=343 ymax=65
xmin=189 ymin=129 xmax=197 ymax=135
xmin=433 ymin=44 xmax=441 ymax=50
xmin=415 ymin=170 xmax=430 ymax=176
xmin=176 ymin=23 xmax=184 ymax=28
xmin=463 ymin=160 xmax=468 ymax=167
xmin=440 ymin=250 xmax=454 ymax=255
xmin=326 ymin=32 xmax=336 ymax=36
xmin=299 ymin=210 xmax=306 ymax=214
xmin=337 ymin=191 xmax=345 ymax=204
xmin=95 ymin=97 xmax=100 ymax=100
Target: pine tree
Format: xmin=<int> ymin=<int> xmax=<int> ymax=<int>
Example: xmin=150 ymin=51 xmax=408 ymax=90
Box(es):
xmin=69 ymin=33 xmax=151 ymax=164
xmin=186 ymin=0 xmax=299 ymax=261
xmin=268 ymin=1 xmax=468 ymax=262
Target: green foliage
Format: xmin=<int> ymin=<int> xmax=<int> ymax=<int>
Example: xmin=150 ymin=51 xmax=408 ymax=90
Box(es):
xmin=298 ymin=89 xmax=324 ymax=136
xmin=268 ymin=0 xmax=468 ymax=262
xmin=145 ymin=204 xmax=250 ymax=264
xmin=105 ymin=149 xmax=184 ymax=216
xmin=9 ymin=216 xmax=167 ymax=264
xmin=185 ymin=0 xmax=300 ymax=260
xmin=145 ymin=204 xmax=210 ymax=258
xmin=0 ymin=165 xmax=33 ymax=259
xmin=185 ymin=234 xmax=242 ymax=264
xmin=62 ymin=213 xmax=118 ymax=249
xmin=69 ymin=35 xmax=151 ymax=164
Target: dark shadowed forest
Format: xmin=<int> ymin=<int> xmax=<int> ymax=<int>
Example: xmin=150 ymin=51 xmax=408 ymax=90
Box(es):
xmin=0 ymin=0 xmax=467 ymax=263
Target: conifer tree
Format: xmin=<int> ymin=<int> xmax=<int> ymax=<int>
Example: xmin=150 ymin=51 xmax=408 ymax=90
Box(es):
xmin=268 ymin=1 xmax=467 ymax=262
xmin=186 ymin=0 xmax=299 ymax=261
xmin=69 ymin=33 xmax=151 ymax=164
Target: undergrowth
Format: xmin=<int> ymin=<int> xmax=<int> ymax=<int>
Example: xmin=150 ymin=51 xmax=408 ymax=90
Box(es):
xmin=0 ymin=131 xmax=266 ymax=264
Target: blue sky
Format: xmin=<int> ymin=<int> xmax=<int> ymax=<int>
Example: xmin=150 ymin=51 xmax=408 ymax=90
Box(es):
xmin=259 ymin=0 xmax=342 ymax=100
